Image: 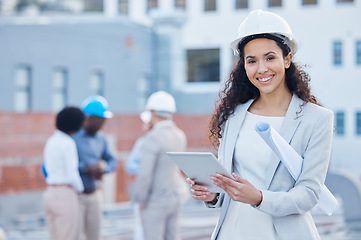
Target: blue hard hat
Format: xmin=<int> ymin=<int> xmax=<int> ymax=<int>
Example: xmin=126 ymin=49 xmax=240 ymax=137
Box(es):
xmin=81 ymin=96 xmax=113 ymax=118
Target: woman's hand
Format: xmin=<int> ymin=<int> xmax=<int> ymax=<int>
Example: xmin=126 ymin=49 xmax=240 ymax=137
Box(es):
xmin=211 ymin=173 xmax=262 ymax=206
xmin=186 ymin=178 xmax=218 ymax=202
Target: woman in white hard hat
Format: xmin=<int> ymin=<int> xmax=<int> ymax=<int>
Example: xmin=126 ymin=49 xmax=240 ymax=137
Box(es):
xmin=187 ymin=9 xmax=333 ymax=240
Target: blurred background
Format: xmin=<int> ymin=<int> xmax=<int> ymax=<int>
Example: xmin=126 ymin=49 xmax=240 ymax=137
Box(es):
xmin=0 ymin=0 xmax=361 ymax=239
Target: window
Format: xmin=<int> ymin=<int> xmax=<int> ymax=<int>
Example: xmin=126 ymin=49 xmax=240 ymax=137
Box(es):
xmin=187 ymin=49 xmax=220 ymax=82
xmin=268 ymin=0 xmax=282 ymax=7
xmin=84 ymin=0 xmax=103 ymax=12
xmin=14 ymin=66 xmax=31 ymax=112
xmin=175 ymin=0 xmax=185 ymax=9
xmin=335 ymin=112 xmax=345 ymax=135
xmin=119 ymin=0 xmax=128 ymax=15
xmin=356 ymin=41 xmax=361 ymax=65
xmin=333 ymin=41 xmax=342 ymax=65
xmin=52 ymin=69 xmax=67 ymax=112
xmin=302 ymin=0 xmax=317 ymax=5
xmin=236 ymin=0 xmax=248 ymax=9
xmin=147 ymin=0 xmax=158 ymax=12
xmin=356 ymin=112 xmax=361 ymax=135
xmin=90 ymin=71 xmax=104 ymax=96
xmin=205 ymin=0 xmax=216 ymax=11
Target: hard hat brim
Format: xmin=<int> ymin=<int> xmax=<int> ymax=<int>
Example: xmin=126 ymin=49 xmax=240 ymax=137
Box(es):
xmin=103 ymin=111 xmax=113 ymax=119
xmin=230 ymin=33 xmax=298 ymax=57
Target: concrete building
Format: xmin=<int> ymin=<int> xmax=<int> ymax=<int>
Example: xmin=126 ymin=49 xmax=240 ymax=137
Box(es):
xmin=0 ymin=15 xmax=156 ymax=113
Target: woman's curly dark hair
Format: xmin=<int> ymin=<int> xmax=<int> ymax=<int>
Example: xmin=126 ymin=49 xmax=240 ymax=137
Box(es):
xmin=209 ymin=38 xmax=320 ymax=147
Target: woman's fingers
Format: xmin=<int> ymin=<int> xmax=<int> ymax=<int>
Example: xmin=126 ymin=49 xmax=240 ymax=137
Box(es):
xmin=186 ymin=178 xmax=209 ymax=191
xmin=211 ymin=173 xmax=246 ymax=199
xmin=190 ymin=186 xmax=216 ymax=202
xmin=232 ymin=173 xmax=248 ymax=184
xmin=191 ymin=186 xmax=208 ymax=195
xmin=192 ymin=190 xmax=213 ymax=200
xmin=186 ymin=178 xmax=215 ymax=201
xmin=212 ymin=173 xmax=261 ymax=204
xmin=216 ymin=173 xmax=235 ymax=184
xmin=186 ymin=177 xmax=195 ymax=185
xmin=211 ymin=173 xmax=237 ymax=190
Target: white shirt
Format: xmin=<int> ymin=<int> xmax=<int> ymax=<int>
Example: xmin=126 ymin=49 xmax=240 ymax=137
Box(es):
xmin=44 ymin=130 xmax=84 ymax=193
xmin=217 ymin=112 xmax=284 ymax=240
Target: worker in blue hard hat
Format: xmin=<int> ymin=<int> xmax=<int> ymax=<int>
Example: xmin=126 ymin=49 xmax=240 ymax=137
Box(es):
xmin=73 ymin=95 xmax=117 ymax=240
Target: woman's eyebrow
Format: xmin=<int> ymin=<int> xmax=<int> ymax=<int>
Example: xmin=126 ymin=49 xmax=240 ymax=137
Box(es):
xmin=264 ymin=51 xmax=276 ymax=56
xmin=245 ymin=51 xmax=277 ymax=59
xmin=245 ymin=55 xmax=255 ymax=59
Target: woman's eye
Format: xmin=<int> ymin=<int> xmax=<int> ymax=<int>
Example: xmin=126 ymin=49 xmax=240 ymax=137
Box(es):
xmin=248 ymin=60 xmax=256 ymax=64
xmin=267 ymin=56 xmax=275 ymax=61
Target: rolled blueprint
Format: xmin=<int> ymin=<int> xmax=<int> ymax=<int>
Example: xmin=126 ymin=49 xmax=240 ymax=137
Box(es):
xmin=255 ymin=122 xmax=338 ymax=216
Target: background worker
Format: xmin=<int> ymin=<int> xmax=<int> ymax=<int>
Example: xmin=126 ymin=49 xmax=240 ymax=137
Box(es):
xmin=125 ymin=110 xmax=152 ymax=176
xmin=42 ymin=106 xmax=85 ymax=240
xmin=132 ymin=91 xmax=190 ymax=240
xmin=73 ymin=96 xmax=118 ymax=240
xmin=125 ymin=110 xmax=152 ymax=240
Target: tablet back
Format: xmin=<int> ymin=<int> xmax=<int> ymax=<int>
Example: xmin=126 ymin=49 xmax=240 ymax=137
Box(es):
xmin=167 ymin=152 xmax=232 ymax=193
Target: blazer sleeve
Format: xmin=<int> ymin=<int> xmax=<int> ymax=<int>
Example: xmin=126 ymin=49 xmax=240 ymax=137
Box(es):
xmin=257 ymin=109 xmax=334 ymax=217
xmin=131 ymin=134 xmax=160 ymax=206
xmin=205 ymin=130 xmax=226 ymax=208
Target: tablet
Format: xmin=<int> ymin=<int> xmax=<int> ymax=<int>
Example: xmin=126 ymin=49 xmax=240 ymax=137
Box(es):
xmin=167 ymin=152 xmax=233 ymax=193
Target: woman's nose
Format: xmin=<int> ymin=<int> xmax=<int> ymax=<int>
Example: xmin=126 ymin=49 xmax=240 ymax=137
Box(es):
xmin=257 ymin=61 xmax=268 ymax=74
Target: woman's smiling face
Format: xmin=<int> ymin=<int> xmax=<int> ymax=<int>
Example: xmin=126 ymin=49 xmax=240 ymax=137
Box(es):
xmin=243 ymin=38 xmax=292 ymax=97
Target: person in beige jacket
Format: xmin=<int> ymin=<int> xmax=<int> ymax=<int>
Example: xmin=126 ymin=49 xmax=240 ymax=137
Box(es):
xmin=132 ymin=91 xmax=190 ymax=240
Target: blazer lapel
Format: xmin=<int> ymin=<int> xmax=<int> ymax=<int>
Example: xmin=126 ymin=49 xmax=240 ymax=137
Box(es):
xmin=223 ymin=99 xmax=254 ymax=173
xmin=265 ymin=95 xmax=304 ymax=189
xmin=213 ymin=100 xmax=253 ymax=240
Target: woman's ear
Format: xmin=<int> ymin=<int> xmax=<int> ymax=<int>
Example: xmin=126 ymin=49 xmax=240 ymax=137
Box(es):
xmin=284 ymin=53 xmax=292 ymax=69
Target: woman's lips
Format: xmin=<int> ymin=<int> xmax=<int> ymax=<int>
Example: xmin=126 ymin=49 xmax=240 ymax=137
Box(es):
xmin=257 ymin=75 xmax=273 ymax=83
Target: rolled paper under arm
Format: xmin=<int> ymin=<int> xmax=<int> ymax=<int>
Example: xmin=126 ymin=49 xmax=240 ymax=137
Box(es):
xmin=255 ymin=122 xmax=338 ymax=216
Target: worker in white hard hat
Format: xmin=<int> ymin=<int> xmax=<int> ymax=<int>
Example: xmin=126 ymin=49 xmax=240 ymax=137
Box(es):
xmin=125 ymin=110 xmax=152 ymax=240
xmin=73 ymin=96 xmax=118 ymax=240
xmin=187 ymin=9 xmax=333 ymax=240
xmin=132 ymin=91 xmax=190 ymax=240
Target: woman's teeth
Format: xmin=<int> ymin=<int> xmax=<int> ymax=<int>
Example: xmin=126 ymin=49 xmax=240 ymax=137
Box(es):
xmin=258 ymin=76 xmax=272 ymax=82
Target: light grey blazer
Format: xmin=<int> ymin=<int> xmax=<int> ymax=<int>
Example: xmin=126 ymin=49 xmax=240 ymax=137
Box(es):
xmin=132 ymin=121 xmax=190 ymax=207
xmin=210 ymin=95 xmax=334 ymax=240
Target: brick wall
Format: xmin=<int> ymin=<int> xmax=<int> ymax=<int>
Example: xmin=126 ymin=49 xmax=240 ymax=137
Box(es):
xmin=0 ymin=112 xmax=213 ymax=201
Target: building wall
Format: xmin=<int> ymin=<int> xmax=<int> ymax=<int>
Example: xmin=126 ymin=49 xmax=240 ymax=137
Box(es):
xmin=0 ymin=111 xmax=212 ymax=225
xmin=0 ymin=16 xmax=155 ymax=113
xmin=0 ymin=112 xmax=212 ymax=195
xmin=0 ymin=14 xmax=220 ymax=115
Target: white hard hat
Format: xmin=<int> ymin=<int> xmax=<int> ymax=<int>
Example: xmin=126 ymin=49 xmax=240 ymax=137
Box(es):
xmin=231 ymin=9 xmax=298 ymax=56
xmin=145 ymin=91 xmax=176 ymax=113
